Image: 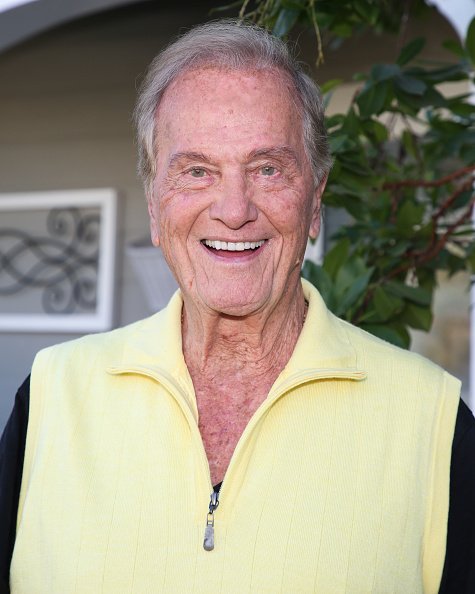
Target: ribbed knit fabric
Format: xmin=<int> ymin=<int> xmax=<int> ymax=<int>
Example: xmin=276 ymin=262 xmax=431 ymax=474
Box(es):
xmin=11 ymin=280 xmax=460 ymax=593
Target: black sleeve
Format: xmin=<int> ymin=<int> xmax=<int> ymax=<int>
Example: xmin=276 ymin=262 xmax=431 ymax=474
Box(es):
xmin=439 ymin=398 xmax=475 ymax=594
xmin=0 ymin=376 xmax=30 ymax=594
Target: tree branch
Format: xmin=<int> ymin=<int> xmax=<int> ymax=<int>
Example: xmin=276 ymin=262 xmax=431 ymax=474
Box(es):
xmin=432 ymin=179 xmax=474 ymax=220
xmin=351 ymin=188 xmax=475 ymax=324
xmin=382 ymin=164 xmax=475 ymax=190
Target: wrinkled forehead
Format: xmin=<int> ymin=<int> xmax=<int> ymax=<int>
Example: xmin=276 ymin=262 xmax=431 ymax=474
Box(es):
xmin=155 ymin=65 xmax=303 ymax=135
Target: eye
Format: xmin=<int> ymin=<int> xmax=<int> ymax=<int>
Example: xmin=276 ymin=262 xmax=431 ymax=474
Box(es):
xmin=190 ymin=167 xmax=206 ymax=178
xmin=260 ymin=165 xmax=277 ymax=176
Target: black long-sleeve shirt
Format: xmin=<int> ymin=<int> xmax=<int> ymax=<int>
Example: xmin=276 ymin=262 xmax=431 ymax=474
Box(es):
xmin=1 ymin=376 xmax=475 ymax=593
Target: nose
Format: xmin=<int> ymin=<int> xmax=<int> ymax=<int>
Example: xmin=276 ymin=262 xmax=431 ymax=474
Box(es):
xmin=209 ymin=171 xmax=258 ymax=229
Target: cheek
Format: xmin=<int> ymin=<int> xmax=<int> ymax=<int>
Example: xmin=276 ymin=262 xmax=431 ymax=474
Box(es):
xmin=157 ymin=207 xmax=179 ymax=252
xmin=157 ymin=191 xmax=202 ymax=250
xmin=263 ymin=191 xmax=312 ymax=240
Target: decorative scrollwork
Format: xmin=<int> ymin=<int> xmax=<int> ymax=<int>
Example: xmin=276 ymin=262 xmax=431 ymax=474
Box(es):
xmin=0 ymin=207 xmax=100 ymax=314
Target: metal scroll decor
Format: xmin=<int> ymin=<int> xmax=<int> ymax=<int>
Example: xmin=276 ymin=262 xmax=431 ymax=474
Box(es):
xmin=0 ymin=190 xmax=117 ymax=333
xmin=0 ymin=207 xmax=100 ymax=314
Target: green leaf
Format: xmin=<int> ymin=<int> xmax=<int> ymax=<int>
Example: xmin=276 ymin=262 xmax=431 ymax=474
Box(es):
xmin=465 ymin=16 xmax=475 ymax=65
xmin=280 ymin=0 xmax=304 ymax=10
xmin=332 ymin=23 xmax=353 ymax=38
xmin=387 ymin=239 xmax=413 ymax=258
xmin=373 ymin=286 xmax=404 ymax=321
xmin=326 ymin=180 xmax=364 ymax=199
xmin=447 ymin=100 xmax=475 ymax=118
xmin=323 ymin=238 xmax=350 ymax=280
xmin=353 ymin=72 xmax=367 ymax=83
xmin=397 ymin=37 xmax=426 ymax=66
xmin=357 ymin=81 xmax=389 ymax=117
xmin=396 ymin=200 xmax=424 ymax=235
xmin=401 ymin=302 xmax=433 ymax=331
xmin=402 ymin=130 xmax=418 ymax=159
xmin=468 ymin=250 xmax=475 ymax=273
xmin=339 ymin=156 xmax=373 ymax=176
xmin=451 ymin=189 xmax=473 ymax=210
xmin=394 ymin=74 xmax=426 ymax=96
xmin=442 ymin=39 xmax=466 ymax=58
xmin=363 ymin=119 xmax=388 ymax=143
xmin=329 ymin=134 xmax=349 ymax=154
xmin=321 ymin=78 xmax=344 ymax=94
xmin=325 ymin=191 xmax=366 ymax=218
xmin=325 ymin=114 xmax=345 ymax=129
xmin=340 ymin=107 xmax=361 ymax=136
xmin=360 ymin=324 xmax=410 ymax=348
xmin=413 ymin=63 xmax=468 ymax=84
xmin=335 ymin=268 xmax=374 ymax=317
xmin=395 ymin=85 xmax=447 ymax=111
xmin=209 ymin=0 xmax=242 ymax=13
xmin=354 ymin=0 xmax=377 ymax=25
xmin=301 ymin=261 xmax=334 ymax=306
xmin=334 ymin=257 xmax=363 ymax=294
xmin=272 ymin=8 xmax=300 ymax=37
xmin=371 ymin=63 xmax=401 ymax=82
xmin=385 ymin=281 xmax=432 ymax=306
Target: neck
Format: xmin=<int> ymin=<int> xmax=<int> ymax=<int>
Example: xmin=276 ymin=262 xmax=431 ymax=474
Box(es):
xmin=182 ymin=282 xmax=307 ymax=379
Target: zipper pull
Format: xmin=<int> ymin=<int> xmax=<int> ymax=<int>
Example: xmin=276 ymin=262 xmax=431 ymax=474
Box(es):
xmin=203 ymin=490 xmax=220 ymax=551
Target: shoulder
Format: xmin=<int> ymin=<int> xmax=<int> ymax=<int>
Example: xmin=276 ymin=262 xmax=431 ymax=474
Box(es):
xmin=32 ymin=289 xmax=184 ymax=383
xmin=338 ymin=314 xmax=458 ymax=388
xmin=33 ymin=315 xmax=155 ymax=370
xmin=324 ymin=313 xmax=462 ymax=439
xmin=338 ymin=313 xmax=431 ymax=363
xmin=39 ymin=283 xmax=182 ymax=364
xmin=302 ymin=278 xmax=456 ymax=391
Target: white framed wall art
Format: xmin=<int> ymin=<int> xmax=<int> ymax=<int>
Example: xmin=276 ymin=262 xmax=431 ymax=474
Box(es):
xmin=0 ymin=189 xmax=117 ymax=332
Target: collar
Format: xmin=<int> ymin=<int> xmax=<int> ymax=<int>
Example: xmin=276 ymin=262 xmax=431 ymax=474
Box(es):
xmin=108 ymin=279 xmax=366 ymax=384
xmin=277 ymin=278 xmax=363 ymax=380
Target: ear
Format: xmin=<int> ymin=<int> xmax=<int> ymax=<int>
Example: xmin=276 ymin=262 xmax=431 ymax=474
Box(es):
xmin=309 ymin=176 xmax=327 ymax=239
xmin=147 ymin=194 xmax=160 ymax=247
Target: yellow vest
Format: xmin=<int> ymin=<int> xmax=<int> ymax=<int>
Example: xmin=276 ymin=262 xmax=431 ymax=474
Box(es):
xmin=11 ymin=280 xmax=460 ymax=593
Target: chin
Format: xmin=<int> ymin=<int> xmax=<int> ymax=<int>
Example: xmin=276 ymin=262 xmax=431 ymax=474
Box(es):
xmin=205 ymin=299 xmax=265 ymax=318
xmin=198 ymin=286 xmax=270 ymax=318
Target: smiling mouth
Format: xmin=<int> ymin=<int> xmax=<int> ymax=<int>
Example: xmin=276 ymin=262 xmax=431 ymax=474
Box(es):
xmin=201 ymin=239 xmax=266 ymax=252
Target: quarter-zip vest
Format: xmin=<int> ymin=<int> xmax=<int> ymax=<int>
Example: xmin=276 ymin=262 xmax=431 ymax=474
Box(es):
xmin=11 ymin=280 xmax=460 ymax=594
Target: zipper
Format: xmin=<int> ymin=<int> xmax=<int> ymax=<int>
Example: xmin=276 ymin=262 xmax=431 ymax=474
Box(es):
xmin=107 ymin=364 xmax=366 ymax=551
xmin=203 ymin=489 xmax=220 ymax=551
xmin=200 ymin=368 xmax=366 ymax=551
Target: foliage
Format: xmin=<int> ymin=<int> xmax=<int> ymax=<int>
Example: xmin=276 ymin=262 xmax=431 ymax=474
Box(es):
xmin=219 ymin=0 xmax=475 ymax=348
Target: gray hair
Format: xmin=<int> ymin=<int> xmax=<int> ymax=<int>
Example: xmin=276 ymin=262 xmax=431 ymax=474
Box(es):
xmin=134 ymin=20 xmax=332 ymax=195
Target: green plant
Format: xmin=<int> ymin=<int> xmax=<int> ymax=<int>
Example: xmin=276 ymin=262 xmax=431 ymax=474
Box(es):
xmin=217 ymin=0 xmax=475 ymax=347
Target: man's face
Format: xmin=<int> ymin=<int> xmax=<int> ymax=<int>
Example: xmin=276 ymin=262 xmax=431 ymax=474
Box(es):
xmin=149 ymin=67 xmax=325 ymax=317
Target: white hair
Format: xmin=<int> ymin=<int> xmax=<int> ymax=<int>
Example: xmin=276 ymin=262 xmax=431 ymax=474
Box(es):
xmin=134 ymin=19 xmax=332 ymax=195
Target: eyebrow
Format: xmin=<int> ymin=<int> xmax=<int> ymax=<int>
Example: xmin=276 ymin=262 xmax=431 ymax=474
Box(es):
xmin=247 ymin=146 xmax=301 ymax=166
xmin=167 ymin=146 xmax=301 ymax=169
xmin=168 ymin=151 xmax=212 ymax=169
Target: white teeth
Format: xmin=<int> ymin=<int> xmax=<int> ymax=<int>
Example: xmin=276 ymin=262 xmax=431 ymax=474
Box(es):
xmin=203 ymin=239 xmax=265 ymax=251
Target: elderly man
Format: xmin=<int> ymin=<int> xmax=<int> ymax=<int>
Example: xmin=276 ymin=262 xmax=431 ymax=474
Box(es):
xmin=1 ymin=20 xmax=474 ymax=594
